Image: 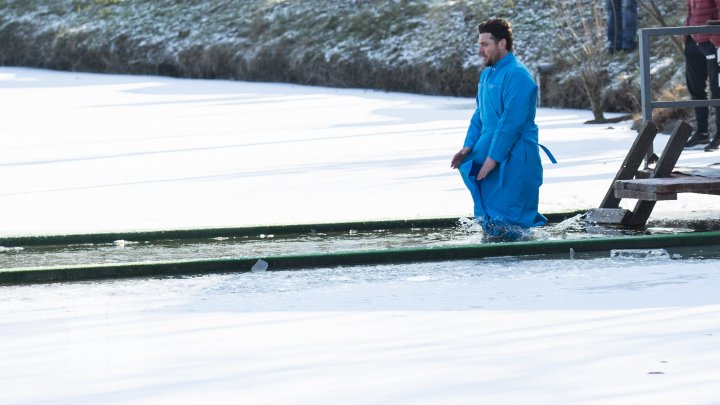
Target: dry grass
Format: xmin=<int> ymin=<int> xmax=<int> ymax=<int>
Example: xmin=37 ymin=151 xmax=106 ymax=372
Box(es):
xmin=0 ymin=0 xmax=687 ymax=112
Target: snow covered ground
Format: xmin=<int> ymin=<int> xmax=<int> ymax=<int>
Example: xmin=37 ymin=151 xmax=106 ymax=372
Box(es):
xmin=2 ymin=67 xmax=720 ymax=404
xmin=2 ymin=256 xmax=719 ymax=404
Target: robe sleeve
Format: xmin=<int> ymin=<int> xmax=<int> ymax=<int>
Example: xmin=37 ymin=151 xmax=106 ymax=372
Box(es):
xmin=463 ymin=97 xmax=483 ymax=149
xmin=488 ymin=68 xmax=537 ymax=163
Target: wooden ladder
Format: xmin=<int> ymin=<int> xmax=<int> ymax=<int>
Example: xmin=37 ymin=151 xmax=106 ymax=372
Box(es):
xmin=588 ymin=120 xmax=693 ymax=227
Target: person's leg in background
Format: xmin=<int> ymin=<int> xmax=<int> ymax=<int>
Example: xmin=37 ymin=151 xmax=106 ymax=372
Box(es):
xmin=706 ymin=47 xmax=720 ymax=151
xmin=621 ymin=0 xmax=637 ymax=52
xmin=606 ymin=0 xmax=622 ymax=53
xmin=685 ymin=38 xmax=712 ymax=147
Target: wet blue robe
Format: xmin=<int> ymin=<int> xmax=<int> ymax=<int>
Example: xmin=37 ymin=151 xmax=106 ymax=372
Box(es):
xmin=458 ymin=52 xmax=548 ymax=232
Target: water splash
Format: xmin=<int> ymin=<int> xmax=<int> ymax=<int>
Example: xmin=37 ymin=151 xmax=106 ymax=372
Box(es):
xmin=542 ymin=214 xmax=587 ymax=239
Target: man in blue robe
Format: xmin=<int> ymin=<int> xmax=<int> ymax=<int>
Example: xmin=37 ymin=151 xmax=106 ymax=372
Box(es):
xmin=450 ymin=18 xmax=553 ymax=241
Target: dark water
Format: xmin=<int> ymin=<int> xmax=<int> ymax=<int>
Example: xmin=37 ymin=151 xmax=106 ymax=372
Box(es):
xmin=1 ymin=215 xmax=718 ymax=269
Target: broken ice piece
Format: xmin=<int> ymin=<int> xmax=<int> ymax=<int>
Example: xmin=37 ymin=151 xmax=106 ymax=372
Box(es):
xmin=610 ymin=249 xmax=670 ymax=259
xmin=251 ymin=259 xmax=269 ymax=272
xmin=113 ymin=240 xmax=137 ymax=247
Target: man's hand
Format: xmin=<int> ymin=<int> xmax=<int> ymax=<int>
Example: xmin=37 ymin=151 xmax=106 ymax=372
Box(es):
xmin=476 ymin=157 xmax=497 ymax=180
xmin=450 ymin=147 xmax=472 ymax=169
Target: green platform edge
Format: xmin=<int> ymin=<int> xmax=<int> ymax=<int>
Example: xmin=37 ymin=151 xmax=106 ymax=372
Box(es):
xmin=3 ymin=230 xmax=720 ymax=285
xmin=0 ymin=232 xmax=720 ymax=284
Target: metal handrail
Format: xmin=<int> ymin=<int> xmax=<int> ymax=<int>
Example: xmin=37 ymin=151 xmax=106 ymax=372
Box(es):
xmin=639 ymin=25 xmax=720 ymax=164
xmin=639 ymin=24 xmax=720 ymax=127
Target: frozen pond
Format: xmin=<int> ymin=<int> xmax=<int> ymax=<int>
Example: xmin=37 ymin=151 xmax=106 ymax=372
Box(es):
xmin=2 ymin=255 xmax=719 ymax=403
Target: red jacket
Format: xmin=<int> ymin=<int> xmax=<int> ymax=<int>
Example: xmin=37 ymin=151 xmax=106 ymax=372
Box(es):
xmin=687 ymin=0 xmax=720 ymax=46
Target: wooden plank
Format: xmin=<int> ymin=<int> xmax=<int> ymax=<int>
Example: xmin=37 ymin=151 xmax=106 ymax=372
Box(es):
xmin=673 ymin=165 xmax=720 ymax=178
xmin=625 ymin=201 xmax=656 ymax=227
xmin=615 ymin=174 xmax=720 ymax=201
xmin=614 ymin=190 xmax=678 ymax=201
xmin=600 ymin=121 xmax=658 ymax=208
xmin=616 ymin=176 xmax=720 ymax=193
xmin=625 ymin=121 xmax=692 ymax=227
xmin=653 ymin=121 xmax=693 ymax=178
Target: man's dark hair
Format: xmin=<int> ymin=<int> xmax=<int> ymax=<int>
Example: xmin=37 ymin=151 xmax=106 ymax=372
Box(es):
xmin=478 ymin=18 xmax=513 ymax=51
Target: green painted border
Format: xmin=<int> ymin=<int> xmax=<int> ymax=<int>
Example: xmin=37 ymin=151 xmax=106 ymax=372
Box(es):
xmin=3 ymin=230 xmax=720 ymax=285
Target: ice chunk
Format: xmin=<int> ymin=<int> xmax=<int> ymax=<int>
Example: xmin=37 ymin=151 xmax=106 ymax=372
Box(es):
xmin=583 ymin=208 xmax=628 ymax=224
xmin=610 ymin=249 xmax=670 ymax=259
xmin=251 ymin=259 xmax=269 ymax=272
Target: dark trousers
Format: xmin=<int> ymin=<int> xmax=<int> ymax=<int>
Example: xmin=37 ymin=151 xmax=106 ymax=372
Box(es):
xmin=607 ymin=0 xmax=637 ymax=51
xmin=685 ymin=38 xmax=720 ymax=133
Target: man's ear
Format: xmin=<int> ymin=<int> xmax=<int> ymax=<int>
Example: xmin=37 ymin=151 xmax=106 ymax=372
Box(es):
xmin=498 ymin=38 xmax=507 ymax=51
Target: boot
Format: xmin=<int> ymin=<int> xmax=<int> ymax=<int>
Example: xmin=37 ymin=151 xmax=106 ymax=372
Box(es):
xmin=705 ymin=135 xmax=720 ymax=151
xmin=685 ymin=131 xmax=710 ymax=148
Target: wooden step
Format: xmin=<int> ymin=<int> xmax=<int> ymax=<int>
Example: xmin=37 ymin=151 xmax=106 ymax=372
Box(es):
xmin=615 ymin=174 xmax=720 ymax=201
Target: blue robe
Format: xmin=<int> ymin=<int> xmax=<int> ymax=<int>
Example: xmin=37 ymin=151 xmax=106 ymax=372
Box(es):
xmin=458 ymin=52 xmax=548 ymax=233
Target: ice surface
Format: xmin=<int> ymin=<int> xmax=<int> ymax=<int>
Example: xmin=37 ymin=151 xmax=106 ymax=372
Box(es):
xmin=1 ymin=257 xmax=720 ymax=404
xmin=3 ymin=67 xmax=720 ymax=237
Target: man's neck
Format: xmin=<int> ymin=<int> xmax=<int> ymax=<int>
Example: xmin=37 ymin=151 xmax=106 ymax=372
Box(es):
xmin=489 ymin=50 xmax=510 ymax=67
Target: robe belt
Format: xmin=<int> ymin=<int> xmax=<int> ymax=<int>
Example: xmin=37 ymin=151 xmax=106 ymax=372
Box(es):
xmin=538 ymin=143 xmax=557 ymax=164
xmin=516 ymin=136 xmax=557 ymax=164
